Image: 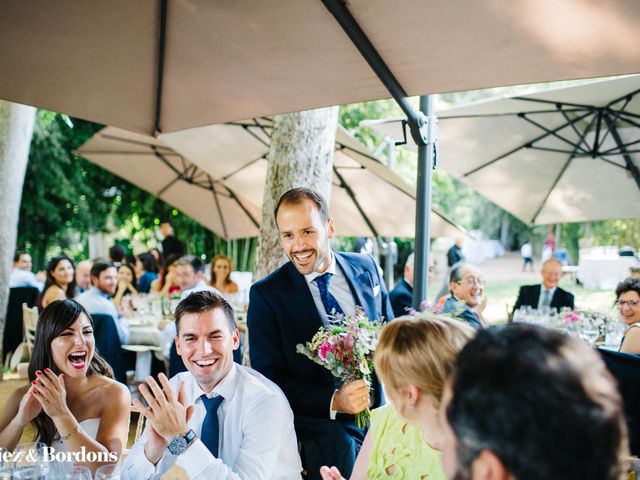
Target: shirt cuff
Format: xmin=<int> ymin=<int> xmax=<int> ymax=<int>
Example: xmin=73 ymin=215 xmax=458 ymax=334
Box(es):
xmin=329 ymin=390 xmax=338 ymax=420
xmin=176 ymin=439 xmax=215 ymax=478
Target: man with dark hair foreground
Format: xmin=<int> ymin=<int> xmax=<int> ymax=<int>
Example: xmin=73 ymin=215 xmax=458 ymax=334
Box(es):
xmin=440 ymin=324 xmax=629 ymax=480
xmin=123 ymin=291 xmax=301 ymax=479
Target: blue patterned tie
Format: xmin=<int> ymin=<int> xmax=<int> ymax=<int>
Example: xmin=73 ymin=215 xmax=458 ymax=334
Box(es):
xmin=200 ymin=394 xmax=224 ymax=457
xmin=314 ymin=273 xmax=345 ymax=318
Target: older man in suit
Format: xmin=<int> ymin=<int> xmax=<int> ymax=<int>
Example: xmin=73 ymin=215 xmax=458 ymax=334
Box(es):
xmin=513 ymin=258 xmax=575 ymax=313
xmin=248 ymin=187 xmax=393 ymax=480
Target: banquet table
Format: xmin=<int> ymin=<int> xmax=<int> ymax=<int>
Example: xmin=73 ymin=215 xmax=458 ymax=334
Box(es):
xmin=577 ymin=255 xmax=639 ymax=290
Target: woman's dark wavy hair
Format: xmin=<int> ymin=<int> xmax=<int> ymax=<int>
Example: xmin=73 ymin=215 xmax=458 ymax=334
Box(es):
xmin=137 ymin=252 xmax=158 ymax=274
xmin=118 ymin=263 xmax=138 ymax=290
xmin=42 ymin=255 xmax=77 ymax=300
xmin=28 ymin=300 xmax=113 ymax=445
xmin=615 ymin=277 xmax=640 ymax=300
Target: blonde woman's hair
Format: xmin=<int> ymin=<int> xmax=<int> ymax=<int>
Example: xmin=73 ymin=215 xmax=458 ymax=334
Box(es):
xmin=374 ymin=314 xmax=475 ymax=409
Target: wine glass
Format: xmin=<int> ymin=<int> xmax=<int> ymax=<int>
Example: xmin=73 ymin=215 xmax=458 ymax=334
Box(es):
xmin=12 ymin=442 xmax=48 ymax=480
xmin=0 ymin=449 xmax=12 ymax=480
xmin=95 ymin=463 xmax=120 ymax=480
xmin=580 ymin=319 xmax=600 ymax=345
xmin=47 ymin=463 xmax=92 ymax=480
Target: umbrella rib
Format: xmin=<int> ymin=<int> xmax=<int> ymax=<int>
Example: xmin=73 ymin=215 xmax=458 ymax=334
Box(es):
xmin=221 ymin=154 xmax=267 ymax=181
xmin=241 ymin=124 xmax=270 ymax=148
xmin=615 ymin=112 xmax=640 ymax=129
xmin=332 ymin=165 xmax=380 ymax=238
xmin=463 ymin=110 xmax=592 ymax=177
xmin=208 ymin=176 xmax=229 ymax=239
xmin=603 ymin=112 xmax=640 ymax=190
xmin=78 ymin=150 xmax=180 ymax=156
xmin=520 ymin=113 xmax=590 ymax=154
xmin=599 ymin=157 xmax=628 ymax=170
xmin=559 ymin=109 xmax=591 ymax=151
xmin=335 ymin=142 xmax=385 ymax=165
xmin=600 ymin=138 xmax=640 ymax=155
xmin=153 ymin=0 xmax=168 ymax=135
xmin=99 ymin=134 xmax=174 ymax=152
xmin=606 ymin=87 xmax=640 ymax=108
xmin=512 ymin=96 xmax=594 ymax=109
xmin=251 ymin=118 xmax=274 ymax=141
xmin=440 ymin=108 xmax=587 ymax=120
xmin=530 ymin=118 xmax=594 ymax=224
xmin=221 ymin=184 xmax=260 ymax=229
xmin=156 ymin=176 xmax=181 ymax=197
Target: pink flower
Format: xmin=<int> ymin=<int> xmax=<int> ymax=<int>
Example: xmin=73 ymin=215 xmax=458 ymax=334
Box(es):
xmin=318 ymin=342 xmax=333 ymax=361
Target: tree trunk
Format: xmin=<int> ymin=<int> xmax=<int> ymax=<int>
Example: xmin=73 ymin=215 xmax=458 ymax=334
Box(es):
xmin=253 ymin=107 xmax=339 ymax=281
xmin=0 ymin=101 xmax=36 ymax=365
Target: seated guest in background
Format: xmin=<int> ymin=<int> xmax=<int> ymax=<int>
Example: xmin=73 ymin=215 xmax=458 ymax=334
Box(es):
xmin=389 ymin=253 xmax=414 ymax=317
xmin=176 ymin=255 xmax=220 ymax=299
xmin=441 ymin=323 xmax=628 ymax=480
xmin=320 ymin=314 xmax=474 ymax=480
xmin=209 ymin=255 xmax=239 ymax=295
xmin=616 ymin=277 xmax=640 ymax=354
xmin=76 ymin=262 xmax=130 ymax=344
xmin=75 ymin=259 xmax=93 ymax=294
xmin=108 ymin=244 xmax=126 ymax=267
xmin=113 ymin=263 xmax=138 ymax=308
xmin=135 ymin=252 xmax=159 ymax=294
xmin=446 ymin=238 xmax=464 ymax=268
xmin=149 ymin=247 xmax=165 ymax=273
xmin=439 ymin=263 xmax=484 ymax=330
xmin=513 ymin=258 xmax=574 ymax=313
xmin=41 ymin=255 xmax=76 ymax=309
xmin=123 ymin=291 xmax=301 ymax=479
xmin=9 ymin=251 xmax=43 ymax=290
xmin=151 ymin=253 xmax=182 ymax=297
xmin=0 ymin=300 xmax=131 ymax=473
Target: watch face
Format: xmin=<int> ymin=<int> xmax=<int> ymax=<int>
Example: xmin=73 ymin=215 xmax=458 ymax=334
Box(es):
xmin=167 ymin=435 xmax=188 ymax=455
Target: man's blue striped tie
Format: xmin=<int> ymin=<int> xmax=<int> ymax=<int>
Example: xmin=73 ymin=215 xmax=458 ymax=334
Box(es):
xmin=314 ymin=273 xmax=345 ymax=317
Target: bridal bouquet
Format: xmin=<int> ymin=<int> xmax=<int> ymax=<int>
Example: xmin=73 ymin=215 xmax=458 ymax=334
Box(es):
xmin=296 ymin=308 xmax=382 ymax=428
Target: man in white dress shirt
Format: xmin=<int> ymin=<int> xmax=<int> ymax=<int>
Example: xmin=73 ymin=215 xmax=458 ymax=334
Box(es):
xmin=9 ymin=252 xmax=43 ymax=290
xmin=123 ymin=290 xmax=302 ymax=479
xmin=75 ymin=262 xmax=130 ymax=344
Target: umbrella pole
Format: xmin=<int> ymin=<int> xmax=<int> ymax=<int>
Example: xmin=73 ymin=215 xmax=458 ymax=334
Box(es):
xmin=321 ymin=0 xmax=434 ymax=309
xmin=413 ymin=96 xmax=435 ymax=309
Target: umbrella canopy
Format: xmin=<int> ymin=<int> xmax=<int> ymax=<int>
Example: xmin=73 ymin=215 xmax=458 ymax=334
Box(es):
xmin=1 ymin=1 xmax=639 ymax=135
xmin=78 ymin=122 xmax=466 ymax=239
xmin=368 ymin=76 xmax=640 ymax=225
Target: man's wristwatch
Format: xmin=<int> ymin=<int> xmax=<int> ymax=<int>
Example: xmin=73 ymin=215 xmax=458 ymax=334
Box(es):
xmin=167 ymin=429 xmax=197 ymax=455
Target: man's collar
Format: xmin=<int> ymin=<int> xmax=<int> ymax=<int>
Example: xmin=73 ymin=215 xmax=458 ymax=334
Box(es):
xmin=304 ymin=251 xmax=336 ymax=284
xmin=90 ymin=286 xmax=112 ymax=299
xmin=192 ymin=362 xmax=239 ymax=401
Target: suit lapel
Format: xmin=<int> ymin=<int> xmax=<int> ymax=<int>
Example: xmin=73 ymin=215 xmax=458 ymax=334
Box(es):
xmin=285 ymin=263 xmax=325 ymax=339
xmin=335 ymin=253 xmax=376 ymax=319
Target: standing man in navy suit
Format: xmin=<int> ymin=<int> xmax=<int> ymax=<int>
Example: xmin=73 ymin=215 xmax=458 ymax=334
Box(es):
xmin=513 ymin=258 xmax=575 ymax=313
xmin=248 ymin=188 xmax=393 ymax=479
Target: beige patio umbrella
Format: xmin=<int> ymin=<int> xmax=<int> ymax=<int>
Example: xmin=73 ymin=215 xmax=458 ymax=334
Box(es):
xmin=78 ymin=122 xmax=466 ymax=238
xmin=367 ymin=76 xmax=640 ymax=225
xmin=1 ymin=1 xmax=639 ymax=135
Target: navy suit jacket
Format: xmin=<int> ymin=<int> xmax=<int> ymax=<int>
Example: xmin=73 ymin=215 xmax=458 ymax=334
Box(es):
xmin=389 ymin=278 xmax=413 ymax=318
xmin=247 ymin=251 xmax=393 ymax=419
xmin=513 ymin=284 xmax=575 ymax=313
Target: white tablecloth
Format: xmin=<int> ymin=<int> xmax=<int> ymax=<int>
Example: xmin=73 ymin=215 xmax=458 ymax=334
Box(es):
xmin=578 ymin=256 xmax=639 ymax=290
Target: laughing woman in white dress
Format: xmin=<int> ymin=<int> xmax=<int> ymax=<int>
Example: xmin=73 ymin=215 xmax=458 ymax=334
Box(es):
xmin=0 ymin=300 xmax=130 ymax=474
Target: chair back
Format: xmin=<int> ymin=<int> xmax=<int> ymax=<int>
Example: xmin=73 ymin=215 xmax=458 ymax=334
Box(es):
xmin=598 ymin=348 xmax=640 ymax=455
xmin=91 ymin=313 xmax=127 ymax=384
xmin=129 ymin=405 xmax=146 ymax=445
xmin=22 ymin=303 xmax=39 ymax=350
xmin=3 ymin=287 xmax=39 ymax=362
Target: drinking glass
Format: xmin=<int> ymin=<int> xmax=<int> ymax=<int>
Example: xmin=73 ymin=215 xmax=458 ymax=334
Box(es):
xmin=47 ymin=463 xmax=92 ymax=480
xmin=12 ymin=442 xmax=48 ymax=480
xmin=0 ymin=449 xmax=12 ymax=480
xmin=581 ymin=319 xmax=600 ymax=345
xmin=95 ymin=463 xmax=120 ymax=480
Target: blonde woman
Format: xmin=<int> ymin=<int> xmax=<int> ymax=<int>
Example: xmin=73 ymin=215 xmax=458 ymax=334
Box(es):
xmin=321 ymin=315 xmax=474 ymax=480
xmin=209 ymin=255 xmax=239 ymax=294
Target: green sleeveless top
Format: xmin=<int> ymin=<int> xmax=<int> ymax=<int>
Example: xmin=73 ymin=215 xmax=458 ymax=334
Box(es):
xmin=366 ymin=405 xmax=447 ymax=480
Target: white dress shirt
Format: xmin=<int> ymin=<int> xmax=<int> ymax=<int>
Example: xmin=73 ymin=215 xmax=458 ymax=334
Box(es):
xmin=122 ymin=364 xmax=302 ymax=480
xmin=75 ymin=287 xmax=130 ymax=344
xmin=304 ymin=252 xmax=356 ymax=323
xmin=9 ymin=268 xmax=43 ymax=290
